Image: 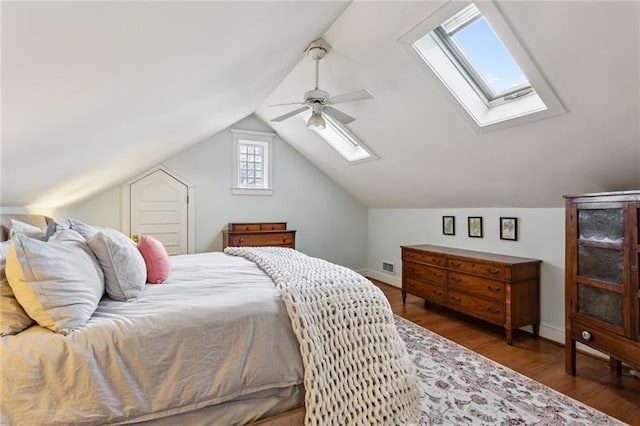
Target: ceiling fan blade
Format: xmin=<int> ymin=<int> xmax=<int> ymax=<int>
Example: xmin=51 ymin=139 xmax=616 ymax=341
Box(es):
xmin=271 ymin=106 xmax=310 ymax=122
xmin=323 ymin=106 xmax=355 ymax=124
xmin=268 ymin=101 xmax=307 ymax=107
xmin=327 ymin=89 xmax=373 ymax=105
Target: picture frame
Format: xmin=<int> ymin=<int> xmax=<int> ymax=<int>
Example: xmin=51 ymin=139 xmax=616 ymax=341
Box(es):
xmin=468 ymin=216 xmax=483 ymax=238
xmin=442 ymin=216 xmax=455 ymax=235
xmin=500 ymin=217 xmax=518 ymax=241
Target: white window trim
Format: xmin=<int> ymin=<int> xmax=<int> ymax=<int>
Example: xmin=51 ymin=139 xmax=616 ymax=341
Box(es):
xmin=230 ymin=129 xmax=275 ymax=195
xmin=398 ymin=0 xmax=566 ymax=132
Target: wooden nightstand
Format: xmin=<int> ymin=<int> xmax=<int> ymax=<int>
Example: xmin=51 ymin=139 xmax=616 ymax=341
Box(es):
xmin=222 ymin=222 xmax=296 ymax=249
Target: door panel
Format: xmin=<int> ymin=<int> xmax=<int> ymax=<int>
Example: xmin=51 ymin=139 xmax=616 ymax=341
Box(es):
xmin=130 ymin=170 xmax=188 ymax=255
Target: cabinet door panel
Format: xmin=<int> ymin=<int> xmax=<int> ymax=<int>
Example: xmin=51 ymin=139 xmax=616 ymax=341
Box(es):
xmin=577 ymin=246 xmax=623 ymax=285
xmin=577 ymin=284 xmax=623 ymax=327
xmin=578 ymin=208 xmax=624 ymax=242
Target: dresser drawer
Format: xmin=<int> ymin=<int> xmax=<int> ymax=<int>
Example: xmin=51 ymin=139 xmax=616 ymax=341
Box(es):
xmin=447 ymin=258 xmax=505 ymax=280
xmin=403 ymin=262 xmax=447 ymax=285
xmin=403 ymin=249 xmax=445 ymax=266
xmin=448 ymin=272 xmax=505 ymax=301
xmin=405 ymin=278 xmax=446 ymax=305
xmin=228 ymin=232 xmax=295 ymax=247
xmin=259 ymin=223 xmax=286 ymax=231
xmin=447 ymin=291 xmax=505 ymax=324
xmin=229 ymin=222 xmax=287 ymax=232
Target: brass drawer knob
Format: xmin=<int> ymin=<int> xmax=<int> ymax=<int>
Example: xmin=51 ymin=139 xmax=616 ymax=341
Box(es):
xmin=581 ymin=331 xmax=592 ymax=340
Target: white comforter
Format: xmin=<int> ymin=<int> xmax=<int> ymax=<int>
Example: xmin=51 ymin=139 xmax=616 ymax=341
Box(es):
xmin=0 ymin=252 xmax=303 ymax=425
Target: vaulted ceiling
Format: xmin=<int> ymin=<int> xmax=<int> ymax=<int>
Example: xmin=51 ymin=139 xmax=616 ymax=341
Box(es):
xmin=2 ymin=1 xmax=639 ymax=208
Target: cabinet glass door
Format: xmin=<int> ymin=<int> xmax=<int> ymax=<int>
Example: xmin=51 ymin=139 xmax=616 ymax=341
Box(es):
xmin=576 ymin=207 xmax=624 ymax=328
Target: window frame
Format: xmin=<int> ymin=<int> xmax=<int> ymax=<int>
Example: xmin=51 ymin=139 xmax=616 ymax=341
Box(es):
xmin=398 ymin=0 xmax=566 ymax=132
xmin=299 ymin=111 xmax=379 ymax=164
xmin=231 ymin=129 xmax=275 ymax=195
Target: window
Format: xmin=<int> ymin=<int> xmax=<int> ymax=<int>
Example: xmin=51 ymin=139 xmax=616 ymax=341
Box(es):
xmin=433 ymin=3 xmax=532 ymax=105
xmin=231 ymin=129 xmax=274 ymax=195
xmin=399 ymin=1 xmax=565 ymax=130
xmin=299 ymin=111 xmax=378 ymax=164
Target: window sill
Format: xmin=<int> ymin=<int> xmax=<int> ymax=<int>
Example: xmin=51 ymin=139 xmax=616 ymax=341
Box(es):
xmin=231 ymin=187 xmax=273 ymax=196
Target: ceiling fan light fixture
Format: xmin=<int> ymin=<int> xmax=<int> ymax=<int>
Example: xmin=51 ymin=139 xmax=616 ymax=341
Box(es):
xmin=307 ymin=112 xmax=326 ymax=130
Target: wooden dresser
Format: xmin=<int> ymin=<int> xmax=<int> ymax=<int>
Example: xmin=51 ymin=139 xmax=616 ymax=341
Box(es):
xmin=222 ymin=222 xmax=296 ymax=249
xmin=564 ymin=191 xmax=640 ymax=375
xmin=401 ymin=244 xmax=541 ymax=344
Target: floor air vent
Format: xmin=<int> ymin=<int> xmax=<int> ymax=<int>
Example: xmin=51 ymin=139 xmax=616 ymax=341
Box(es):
xmin=382 ymin=262 xmax=395 ymax=274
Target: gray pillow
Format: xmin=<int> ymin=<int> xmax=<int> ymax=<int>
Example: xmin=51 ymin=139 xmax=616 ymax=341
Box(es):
xmin=68 ymin=218 xmax=100 ymax=240
xmin=5 ymin=230 xmax=105 ymax=335
xmin=0 ymin=241 xmax=34 ymax=335
xmin=88 ymin=229 xmax=146 ymax=301
xmin=9 ymin=219 xmax=46 ymax=241
xmin=45 ymin=219 xmax=64 ymax=241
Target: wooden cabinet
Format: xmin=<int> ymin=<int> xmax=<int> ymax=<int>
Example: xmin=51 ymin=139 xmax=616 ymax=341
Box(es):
xmin=564 ymin=191 xmax=640 ymax=375
xmin=401 ymin=244 xmax=541 ymax=344
xmin=222 ymin=222 xmax=296 ymax=249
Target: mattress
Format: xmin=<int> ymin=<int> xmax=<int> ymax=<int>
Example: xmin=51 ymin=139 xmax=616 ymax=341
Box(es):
xmin=0 ymin=252 xmax=304 ymax=425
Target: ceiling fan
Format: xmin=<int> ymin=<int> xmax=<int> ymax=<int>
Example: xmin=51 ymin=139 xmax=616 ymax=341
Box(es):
xmin=270 ymin=38 xmax=373 ymax=130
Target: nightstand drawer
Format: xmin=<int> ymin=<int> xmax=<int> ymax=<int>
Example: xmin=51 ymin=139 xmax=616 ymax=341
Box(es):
xmin=228 ymin=232 xmax=295 ymax=247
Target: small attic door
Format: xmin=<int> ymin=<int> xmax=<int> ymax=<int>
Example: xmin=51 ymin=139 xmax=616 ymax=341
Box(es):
xmin=122 ymin=166 xmax=194 ymax=255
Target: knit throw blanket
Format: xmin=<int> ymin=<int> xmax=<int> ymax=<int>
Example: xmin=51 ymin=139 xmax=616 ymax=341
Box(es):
xmin=224 ymin=247 xmax=419 ymax=425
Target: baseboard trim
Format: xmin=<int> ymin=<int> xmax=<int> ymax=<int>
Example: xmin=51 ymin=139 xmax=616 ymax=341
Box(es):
xmin=363 ymin=269 xmax=401 ymax=288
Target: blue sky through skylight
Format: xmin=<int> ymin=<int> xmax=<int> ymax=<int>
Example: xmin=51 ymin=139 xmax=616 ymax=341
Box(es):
xmin=453 ymin=17 xmax=529 ymax=94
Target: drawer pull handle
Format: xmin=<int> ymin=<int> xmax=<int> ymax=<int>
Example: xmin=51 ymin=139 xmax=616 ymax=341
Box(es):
xmin=239 ymin=238 xmax=244 ymax=242
xmin=432 ymin=290 xmax=443 ymax=296
xmin=581 ymin=331 xmax=592 ymax=341
xmin=451 ymin=262 xmax=461 ymax=267
xmin=283 ymin=237 xmax=287 ymax=242
xmin=487 ymin=268 xmax=500 ymax=275
xmin=434 ymin=273 xmax=443 ymax=279
xmin=487 ymin=286 xmax=501 ymax=292
xmin=450 ymin=296 xmax=461 ymax=302
xmin=487 ymin=307 xmax=501 ymax=315
xmin=450 ymin=277 xmax=461 ymax=283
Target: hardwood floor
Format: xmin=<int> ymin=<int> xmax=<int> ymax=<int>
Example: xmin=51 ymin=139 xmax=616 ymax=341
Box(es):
xmin=372 ymin=280 xmax=640 ymax=425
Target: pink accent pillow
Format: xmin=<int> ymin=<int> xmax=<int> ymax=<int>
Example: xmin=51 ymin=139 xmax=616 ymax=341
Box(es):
xmin=137 ymin=235 xmax=170 ymax=284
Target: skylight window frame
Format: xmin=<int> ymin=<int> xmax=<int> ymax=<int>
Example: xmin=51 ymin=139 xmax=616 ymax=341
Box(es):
xmin=433 ymin=24 xmax=533 ymax=107
xmin=398 ymin=0 xmax=566 ymax=132
xmin=298 ymin=111 xmax=379 ymax=164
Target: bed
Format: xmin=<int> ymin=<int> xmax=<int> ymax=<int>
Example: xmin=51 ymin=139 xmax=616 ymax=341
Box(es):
xmin=0 ymin=214 xmax=418 ymax=425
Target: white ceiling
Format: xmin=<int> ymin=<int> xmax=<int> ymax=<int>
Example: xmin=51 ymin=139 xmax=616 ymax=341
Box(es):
xmin=0 ymin=1 xmax=348 ymax=207
xmin=2 ymin=1 xmax=639 ymax=209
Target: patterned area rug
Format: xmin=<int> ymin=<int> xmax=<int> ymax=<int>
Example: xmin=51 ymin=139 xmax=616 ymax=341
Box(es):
xmin=394 ymin=316 xmax=626 ymax=425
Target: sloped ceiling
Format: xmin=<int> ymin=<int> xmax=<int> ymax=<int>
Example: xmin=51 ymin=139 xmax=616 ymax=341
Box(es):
xmin=257 ymin=1 xmax=640 ymax=207
xmin=2 ymin=1 xmax=639 ymax=209
xmin=0 ymin=1 xmax=348 ymax=207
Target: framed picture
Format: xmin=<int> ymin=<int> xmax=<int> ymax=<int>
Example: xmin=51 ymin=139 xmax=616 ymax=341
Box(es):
xmin=442 ymin=216 xmax=455 ymax=235
xmin=500 ymin=217 xmax=518 ymax=241
xmin=468 ymin=217 xmax=483 ymax=238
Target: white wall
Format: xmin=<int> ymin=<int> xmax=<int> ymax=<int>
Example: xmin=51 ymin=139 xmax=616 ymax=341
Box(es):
xmin=74 ymin=115 xmax=368 ymax=270
xmin=367 ymin=208 xmax=566 ymax=343
xmin=0 ymin=206 xmax=77 ymax=223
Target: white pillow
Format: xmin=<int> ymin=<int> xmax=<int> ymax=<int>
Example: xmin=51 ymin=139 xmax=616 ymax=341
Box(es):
xmin=68 ymin=218 xmax=100 ymax=240
xmin=5 ymin=230 xmax=105 ymax=334
xmin=88 ymin=229 xmax=146 ymax=301
xmin=9 ymin=219 xmax=46 ymax=241
xmin=0 ymin=241 xmax=34 ymax=335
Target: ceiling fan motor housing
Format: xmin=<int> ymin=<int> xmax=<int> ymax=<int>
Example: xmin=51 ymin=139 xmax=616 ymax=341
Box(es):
xmin=304 ymin=89 xmax=330 ymax=104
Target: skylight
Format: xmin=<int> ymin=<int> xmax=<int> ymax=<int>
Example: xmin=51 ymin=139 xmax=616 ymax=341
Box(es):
xmin=434 ymin=3 xmax=531 ymax=103
xmin=299 ymin=111 xmax=378 ymax=163
xmin=399 ymin=1 xmax=565 ymax=130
